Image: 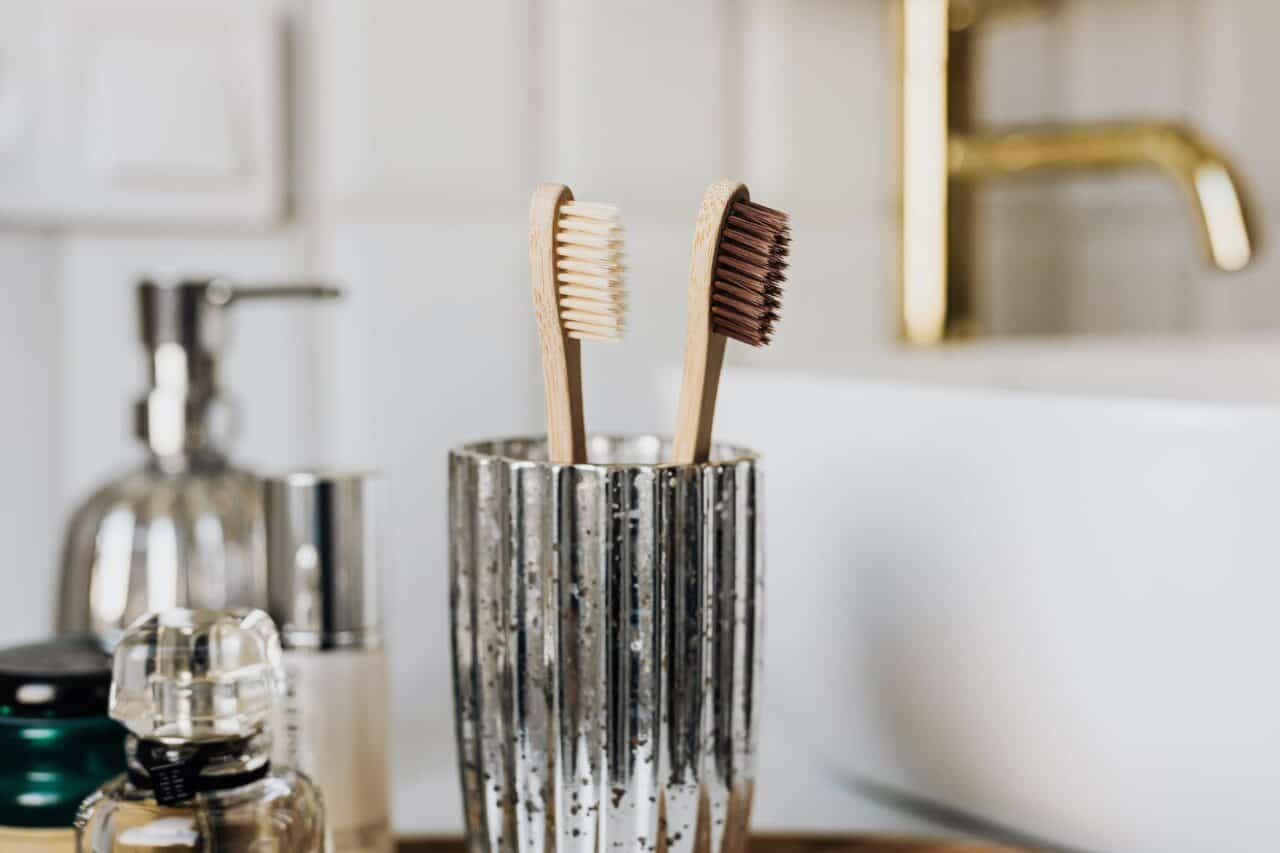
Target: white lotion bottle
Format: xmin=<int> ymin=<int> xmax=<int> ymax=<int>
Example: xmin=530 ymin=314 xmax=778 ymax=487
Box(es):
xmin=265 ymin=471 xmax=392 ymax=853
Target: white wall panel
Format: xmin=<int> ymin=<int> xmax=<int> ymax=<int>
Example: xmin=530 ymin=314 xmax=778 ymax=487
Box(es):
xmin=735 ymin=0 xmax=788 ymax=200
xmin=0 ymin=234 xmax=61 ymax=647
xmin=742 ymin=0 xmax=885 ymax=212
xmin=0 ymin=1 xmax=52 ymax=224
xmin=541 ymin=0 xmax=733 ymax=222
xmin=321 ymin=222 xmax=541 ymax=833
xmin=577 ymin=219 xmax=703 ymax=434
xmin=2 ymin=0 xmax=286 ymax=227
xmin=1057 ymin=205 xmax=1193 ymax=333
xmin=977 ymin=8 xmax=1060 ymax=125
xmin=1057 ymin=0 xmax=1193 ymax=120
xmin=315 ymin=0 xmax=534 ymax=218
xmin=982 ymin=193 xmax=1196 ymax=335
xmin=980 ymin=194 xmax=1072 ymax=336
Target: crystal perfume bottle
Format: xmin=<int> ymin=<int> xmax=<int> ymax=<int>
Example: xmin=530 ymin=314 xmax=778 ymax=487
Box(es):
xmin=75 ymin=609 xmax=325 ymax=852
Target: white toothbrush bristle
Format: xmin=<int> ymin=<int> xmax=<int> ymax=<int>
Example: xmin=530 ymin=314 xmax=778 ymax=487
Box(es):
xmin=556 ymin=201 xmax=626 ymax=342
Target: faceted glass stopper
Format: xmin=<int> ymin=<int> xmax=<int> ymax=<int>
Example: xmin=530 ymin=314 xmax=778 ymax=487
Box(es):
xmin=109 ymin=608 xmax=285 ymax=740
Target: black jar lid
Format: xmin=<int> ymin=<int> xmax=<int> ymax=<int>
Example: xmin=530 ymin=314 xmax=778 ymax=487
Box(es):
xmin=0 ymin=636 xmax=112 ymax=719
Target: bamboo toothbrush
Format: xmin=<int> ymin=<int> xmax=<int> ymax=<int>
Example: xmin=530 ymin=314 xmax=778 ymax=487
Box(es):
xmin=529 ymin=183 xmax=628 ymax=464
xmin=672 ymin=180 xmax=791 ymax=464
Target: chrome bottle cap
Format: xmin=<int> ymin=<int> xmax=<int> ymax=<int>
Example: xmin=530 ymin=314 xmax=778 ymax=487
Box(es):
xmin=264 ymin=471 xmax=382 ymax=651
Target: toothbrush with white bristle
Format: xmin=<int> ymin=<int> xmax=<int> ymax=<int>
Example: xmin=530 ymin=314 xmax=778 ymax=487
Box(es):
xmin=529 ymin=184 xmax=628 ymax=463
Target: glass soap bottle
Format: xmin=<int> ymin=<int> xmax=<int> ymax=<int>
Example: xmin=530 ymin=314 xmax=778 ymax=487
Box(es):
xmin=75 ymin=608 xmax=325 ymax=852
xmin=265 ymin=471 xmax=391 ymax=853
xmin=57 ymin=278 xmax=341 ymax=648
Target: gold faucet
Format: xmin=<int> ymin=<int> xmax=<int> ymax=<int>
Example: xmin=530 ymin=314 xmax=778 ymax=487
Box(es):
xmin=897 ymin=0 xmax=1259 ymax=345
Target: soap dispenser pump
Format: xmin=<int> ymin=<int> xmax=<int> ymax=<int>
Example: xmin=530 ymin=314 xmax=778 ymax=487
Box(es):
xmin=56 ymin=278 xmax=341 ymax=648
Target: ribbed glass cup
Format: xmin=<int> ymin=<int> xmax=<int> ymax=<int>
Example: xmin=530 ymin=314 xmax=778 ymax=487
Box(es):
xmin=449 ymin=436 xmax=763 ymax=853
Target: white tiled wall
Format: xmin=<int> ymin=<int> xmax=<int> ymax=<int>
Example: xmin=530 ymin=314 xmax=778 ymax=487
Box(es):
xmin=0 ymin=233 xmax=61 ymax=643
xmin=1 ymin=0 xmax=1279 ymax=835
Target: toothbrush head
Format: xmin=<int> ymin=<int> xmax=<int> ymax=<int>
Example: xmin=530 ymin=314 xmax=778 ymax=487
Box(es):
xmin=555 ymin=201 xmax=627 ymax=342
xmin=710 ymin=199 xmax=790 ymax=346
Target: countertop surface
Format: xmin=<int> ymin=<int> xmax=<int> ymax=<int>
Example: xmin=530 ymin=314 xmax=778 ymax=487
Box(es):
xmin=397 ymin=836 xmax=1030 ymax=853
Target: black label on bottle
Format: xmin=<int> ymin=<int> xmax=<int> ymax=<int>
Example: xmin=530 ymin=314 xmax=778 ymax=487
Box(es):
xmin=134 ymin=739 xmax=271 ymax=805
xmin=147 ymin=759 xmax=199 ymax=806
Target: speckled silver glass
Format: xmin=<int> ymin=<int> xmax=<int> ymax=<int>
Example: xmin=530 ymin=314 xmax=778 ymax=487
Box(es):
xmin=449 ymin=435 xmax=762 ymax=853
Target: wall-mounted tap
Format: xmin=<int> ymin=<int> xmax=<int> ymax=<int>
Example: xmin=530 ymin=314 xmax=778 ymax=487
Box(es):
xmin=896 ymin=0 xmax=1259 ymax=345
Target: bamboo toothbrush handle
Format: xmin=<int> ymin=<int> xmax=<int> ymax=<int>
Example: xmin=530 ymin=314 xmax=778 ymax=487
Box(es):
xmin=530 ymin=183 xmax=587 ymax=463
xmin=673 ymin=180 xmax=748 ymax=465
xmin=673 ymin=331 xmax=727 ymax=465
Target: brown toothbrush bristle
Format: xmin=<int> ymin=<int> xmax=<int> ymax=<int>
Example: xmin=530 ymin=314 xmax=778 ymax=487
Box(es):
xmin=711 ymin=199 xmax=790 ymax=346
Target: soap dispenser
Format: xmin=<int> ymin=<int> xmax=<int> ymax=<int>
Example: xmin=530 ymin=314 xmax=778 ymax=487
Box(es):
xmin=56 ymin=278 xmax=341 ymax=648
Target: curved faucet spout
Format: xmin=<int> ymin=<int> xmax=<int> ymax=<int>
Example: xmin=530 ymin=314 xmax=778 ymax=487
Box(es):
xmin=950 ymin=122 xmax=1257 ymax=272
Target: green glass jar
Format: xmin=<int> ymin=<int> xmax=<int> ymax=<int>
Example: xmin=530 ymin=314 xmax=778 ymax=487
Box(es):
xmin=0 ymin=637 xmax=125 ymax=850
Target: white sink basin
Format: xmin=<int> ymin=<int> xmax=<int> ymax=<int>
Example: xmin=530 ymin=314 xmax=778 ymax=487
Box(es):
xmin=707 ymin=359 xmax=1280 ymax=853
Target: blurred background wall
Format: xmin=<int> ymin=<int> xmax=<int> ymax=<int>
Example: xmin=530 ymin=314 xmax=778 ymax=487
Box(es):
xmin=1 ymin=0 xmax=1277 ymax=834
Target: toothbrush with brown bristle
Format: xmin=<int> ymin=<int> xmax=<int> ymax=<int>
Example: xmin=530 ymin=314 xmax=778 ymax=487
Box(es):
xmin=673 ymin=179 xmax=791 ymax=464
xmin=529 ymin=183 xmax=628 ymax=464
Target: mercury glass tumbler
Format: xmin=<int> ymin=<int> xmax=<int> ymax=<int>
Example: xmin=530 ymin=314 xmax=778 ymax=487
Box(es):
xmin=449 ymin=435 xmax=763 ymax=853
